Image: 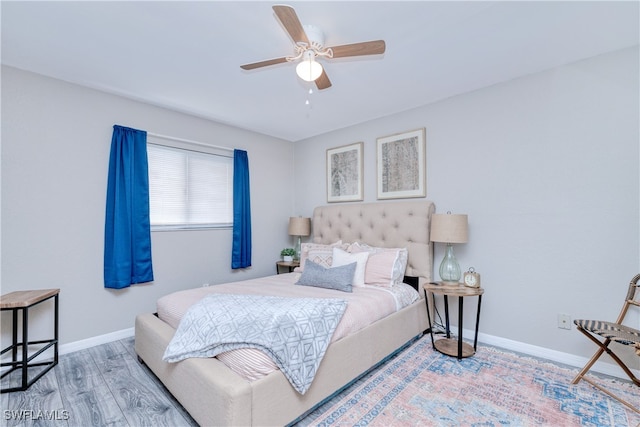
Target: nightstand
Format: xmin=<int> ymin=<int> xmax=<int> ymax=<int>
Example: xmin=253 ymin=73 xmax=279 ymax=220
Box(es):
xmin=1 ymin=289 xmax=60 ymax=392
xmin=276 ymin=260 xmax=300 ymax=274
xmin=423 ymin=282 xmax=484 ymax=359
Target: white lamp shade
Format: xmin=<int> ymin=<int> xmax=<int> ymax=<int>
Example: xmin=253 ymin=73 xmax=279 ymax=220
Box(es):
xmin=296 ymin=59 xmax=323 ymax=82
xmin=430 ymin=213 xmax=468 ymax=244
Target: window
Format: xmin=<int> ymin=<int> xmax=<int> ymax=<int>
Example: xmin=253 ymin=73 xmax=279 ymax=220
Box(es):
xmin=147 ymin=140 xmax=233 ymax=230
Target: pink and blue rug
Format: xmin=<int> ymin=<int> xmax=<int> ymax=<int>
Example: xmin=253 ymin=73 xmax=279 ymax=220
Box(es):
xmin=299 ymin=337 xmax=639 ymax=426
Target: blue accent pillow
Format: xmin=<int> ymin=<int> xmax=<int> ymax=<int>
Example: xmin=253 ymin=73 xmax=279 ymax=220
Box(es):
xmin=296 ymin=260 xmax=356 ymax=292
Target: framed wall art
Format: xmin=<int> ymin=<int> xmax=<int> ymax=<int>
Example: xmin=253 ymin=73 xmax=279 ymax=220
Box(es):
xmin=326 ymin=142 xmax=363 ymax=203
xmin=376 ymin=128 xmax=426 ymax=199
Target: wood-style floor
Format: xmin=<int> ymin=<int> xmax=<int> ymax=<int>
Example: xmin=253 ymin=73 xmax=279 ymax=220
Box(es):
xmin=1 ymin=337 xmax=199 ymax=427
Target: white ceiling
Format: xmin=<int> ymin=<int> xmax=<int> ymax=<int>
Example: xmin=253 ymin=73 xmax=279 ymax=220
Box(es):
xmin=2 ymin=1 xmax=638 ymax=142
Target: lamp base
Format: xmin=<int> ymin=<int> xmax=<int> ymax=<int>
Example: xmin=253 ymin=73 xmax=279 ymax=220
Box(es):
xmin=294 ymin=236 xmax=302 ymax=261
xmin=439 ymin=243 xmax=461 ymax=283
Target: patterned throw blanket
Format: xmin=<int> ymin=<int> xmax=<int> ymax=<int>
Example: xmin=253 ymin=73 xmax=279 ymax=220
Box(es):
xmin=163 ymin=293 xmax=347 ymax=394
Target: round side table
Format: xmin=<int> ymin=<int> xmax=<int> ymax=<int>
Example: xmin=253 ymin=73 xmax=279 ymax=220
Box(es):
xmin=423 ymin=282 xmax=484 ymax=359
xmin=276 ymin=260 xmax=300 ymax=274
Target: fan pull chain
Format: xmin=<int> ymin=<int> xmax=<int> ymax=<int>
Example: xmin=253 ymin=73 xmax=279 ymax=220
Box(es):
xmin=305 ymin=87 xmax=313 ymax=107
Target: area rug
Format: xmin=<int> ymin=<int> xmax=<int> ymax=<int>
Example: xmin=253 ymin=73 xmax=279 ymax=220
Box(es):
xmin=298 ymin=337 xmax=639 ymax=426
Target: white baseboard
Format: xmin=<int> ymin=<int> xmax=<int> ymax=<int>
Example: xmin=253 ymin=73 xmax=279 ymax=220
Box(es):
xmin=58 ymin=326 xmax=638 ymax=381
xmin=59 ymin=327 xmax=134 ymax=355
xmin=474 ymin=329 xmax=640 ymax=380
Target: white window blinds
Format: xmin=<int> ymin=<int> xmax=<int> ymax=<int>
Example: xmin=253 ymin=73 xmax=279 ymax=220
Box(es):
xmin=147 ymin=143 xmax=233 ymax=230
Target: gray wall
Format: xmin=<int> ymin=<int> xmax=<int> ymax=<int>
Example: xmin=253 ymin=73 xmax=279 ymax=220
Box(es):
xmin=293 ymin=47 xmax=639 ymax=366
xmin=1 ymin=46 xmax=638 ymax=373
xmin=1 ymin=66 xmax=295 ymax=346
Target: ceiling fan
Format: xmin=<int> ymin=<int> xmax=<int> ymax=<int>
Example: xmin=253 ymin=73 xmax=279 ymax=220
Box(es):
xmin=240 ymin=5 xmax=386 ymax=90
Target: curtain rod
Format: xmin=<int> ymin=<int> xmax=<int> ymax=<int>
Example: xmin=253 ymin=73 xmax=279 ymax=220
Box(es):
xmin=146 ymin=131 xmax=233 ymax=153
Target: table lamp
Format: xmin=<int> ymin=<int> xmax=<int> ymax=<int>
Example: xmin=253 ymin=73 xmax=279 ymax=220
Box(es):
xmin=430 ymin=212 xmax=468 ymax=284
xmin=288 ymin=216 xmax=311 ymax=261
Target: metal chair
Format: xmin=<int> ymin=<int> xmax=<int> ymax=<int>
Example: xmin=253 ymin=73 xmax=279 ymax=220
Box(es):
xmin=572 ymin=273 xmax=640 ymax=413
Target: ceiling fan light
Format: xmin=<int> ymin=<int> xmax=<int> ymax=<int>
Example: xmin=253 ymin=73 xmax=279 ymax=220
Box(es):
xmin=296 ymin=58 xmax=323 ymax=82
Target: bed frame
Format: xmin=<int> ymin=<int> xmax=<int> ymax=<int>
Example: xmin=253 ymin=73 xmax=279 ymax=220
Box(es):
xmin=135 ymin=200 xmax=435 ymax=426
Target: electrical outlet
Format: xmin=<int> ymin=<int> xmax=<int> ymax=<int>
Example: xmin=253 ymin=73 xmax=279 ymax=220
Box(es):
xmin=557 ymin=313 xmax=571 ymax=330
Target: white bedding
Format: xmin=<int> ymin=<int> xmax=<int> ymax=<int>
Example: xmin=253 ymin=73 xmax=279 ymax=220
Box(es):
xmin=157 ymin=272 xmax=419 ymax=381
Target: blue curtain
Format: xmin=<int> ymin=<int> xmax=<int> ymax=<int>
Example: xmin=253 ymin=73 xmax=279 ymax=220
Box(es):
xmin=104 ymin=125 xmax=154 ymax=288
xmin=232 ymin=149 xmax=252 ymax=269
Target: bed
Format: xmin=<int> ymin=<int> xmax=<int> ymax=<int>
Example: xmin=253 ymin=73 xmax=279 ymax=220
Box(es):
xmin=134 ymin=200 xmax=435 ymax=426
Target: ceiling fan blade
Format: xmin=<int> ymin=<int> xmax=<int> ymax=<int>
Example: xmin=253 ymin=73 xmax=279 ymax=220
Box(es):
xmin=240 ymin=57 xmax=288 ymax=70
xmin=273 ymin=5 xmax=309 ymax=46
xmin=315 ymin=69 xmax=332 ymax=90
xmin=329 ymin=40 xmax=386 ymax=58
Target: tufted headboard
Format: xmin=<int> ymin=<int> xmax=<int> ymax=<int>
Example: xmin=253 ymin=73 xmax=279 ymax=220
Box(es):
xmin=312 ymin=201 xmax=436 ymax=285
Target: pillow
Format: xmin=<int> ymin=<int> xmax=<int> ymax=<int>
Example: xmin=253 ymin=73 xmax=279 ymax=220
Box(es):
xmin=295 ymin=260 xmax=356 ymax=292
xmin=332 ymin=247 xmax=369 ymax=287
xmin=349 ymin=242 xmax=408 ymax=288
xmin=298 ymin=241 xmax=346 ymax=272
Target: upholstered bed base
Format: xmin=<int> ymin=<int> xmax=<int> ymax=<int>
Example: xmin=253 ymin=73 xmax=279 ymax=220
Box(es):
xmin=135 ymin=300 xmax=427 ymax=426
xmin=134 ymin=201 xmax=435 ymax=426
